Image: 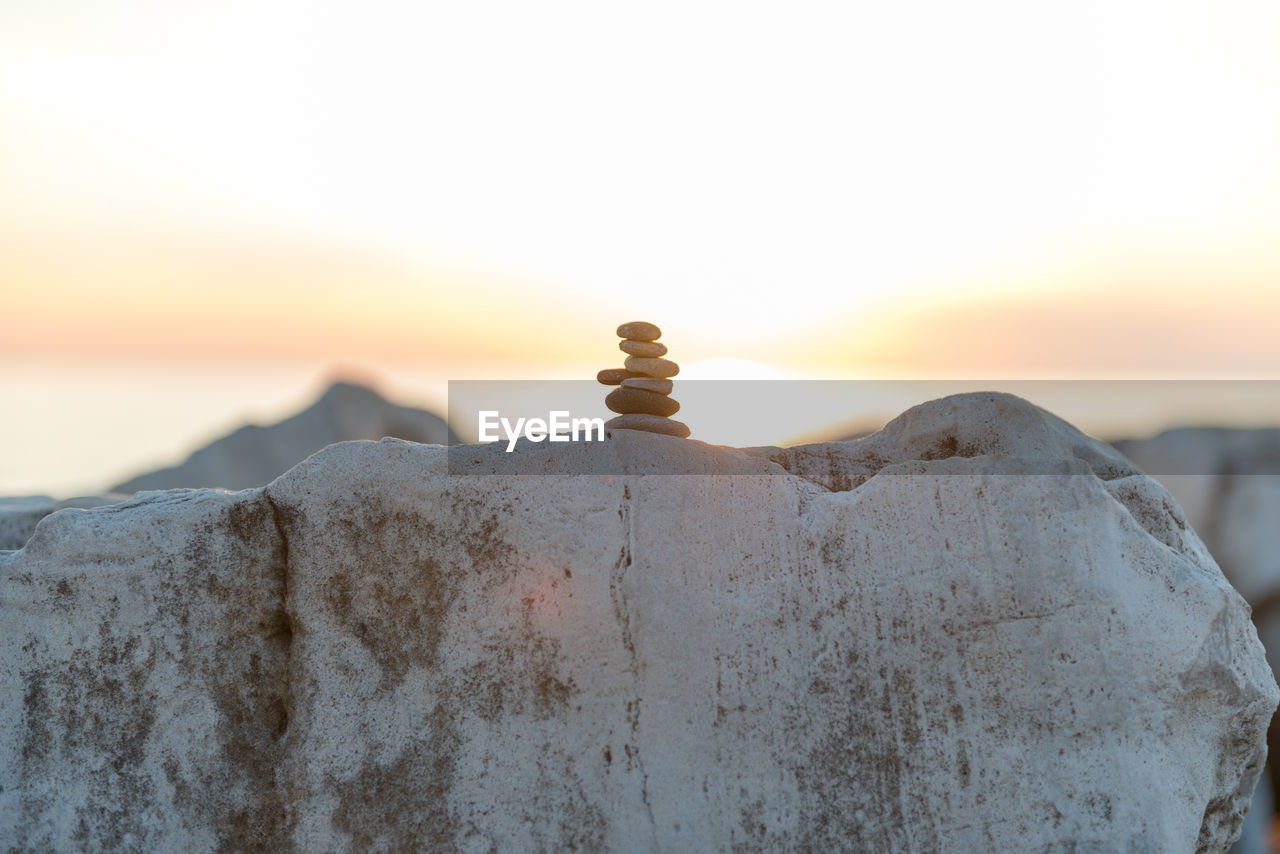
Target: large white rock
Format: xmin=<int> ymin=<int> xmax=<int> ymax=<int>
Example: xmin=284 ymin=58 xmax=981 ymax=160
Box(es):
xmin=2 ymin=393 xmax=1274 ymax=852
xmin=1113 ymin=427 xmax=1280 ymax=854
xmin=111 ymin=381 xmax=457 ymax=493
xmin=1111 ymin=429 xmax=1280 ymax=693
xmin=0 ymin=489 xmax=290 ymax=851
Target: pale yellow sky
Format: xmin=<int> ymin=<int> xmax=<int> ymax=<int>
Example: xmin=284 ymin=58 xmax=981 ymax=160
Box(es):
xmin=3 ymin=1 xmax=1280 ymax=493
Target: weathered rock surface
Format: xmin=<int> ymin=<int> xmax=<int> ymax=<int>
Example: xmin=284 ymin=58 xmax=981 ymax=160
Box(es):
xmin=1112 ymin=428 xmax=1280 ymax=686
xmin=1 ymin=489 xmax=291 ymax=851
xmin=1111 ymin=428 xmax=1280 ymax=607
xmin=0 ymin=496 xmax=124 ymax=551
xmin=3 ymin=393 xmax=1275 ymax=852
xmin=1113 ymin=426 xmax=1280 ymax=854
xmin=111 ymin=381 xmax=457 ymax=493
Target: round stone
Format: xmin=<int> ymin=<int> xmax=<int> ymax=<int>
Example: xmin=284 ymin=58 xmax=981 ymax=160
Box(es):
xmin=597 ymin=368 xmax=642 ymax=386
xmin=616 ymin=321 xmax=662 ymax=341
xmin=624 ymin=355 xmax=680 ymax=378
xmin=606 ymin=387 xmax=680 ymax=417
xmin=621 ymin=377 xmax=673 ymax=395
xmin=619 ymin=339 xmax=668 ymax=358
xmin=605 ymin=414 xmax=691 ymax=438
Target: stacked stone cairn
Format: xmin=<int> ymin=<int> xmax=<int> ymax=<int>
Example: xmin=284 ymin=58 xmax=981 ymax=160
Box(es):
xmin=596 ymin=321 xmax=691 ymax=438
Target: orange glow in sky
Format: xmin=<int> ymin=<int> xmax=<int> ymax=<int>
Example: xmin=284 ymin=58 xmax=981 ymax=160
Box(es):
xmin=3 ymin=1 xmax=1280 ymax=493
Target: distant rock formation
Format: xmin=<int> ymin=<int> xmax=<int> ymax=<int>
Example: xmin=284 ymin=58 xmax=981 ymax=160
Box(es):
xmin=2 ymin=394 xmax=1273 ymax=852
xmin=112 ymin=381 xmax=458 ymax=493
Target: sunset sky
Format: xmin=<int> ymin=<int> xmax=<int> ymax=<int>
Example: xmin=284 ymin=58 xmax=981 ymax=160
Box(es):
xmin=4 ymin=1 xmax=1280 ymax=494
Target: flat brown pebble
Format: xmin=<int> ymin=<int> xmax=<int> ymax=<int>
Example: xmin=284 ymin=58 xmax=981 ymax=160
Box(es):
xmin=606 ymin=387 xmax=680 ymax=417
xmin=616 ymin=321 xmax=662 ymax=341
xmin=621 ymin=377 xmax=673 ymax=395
xmin=624 ymin=355 xmax=680 ymax=378
xmin=606 ymin=413 xmax=691 ymax=438
xmin=597 ymin=368 xmax=642 ymax=385
xmin=619 ymin=339 xmax=668 ymax=357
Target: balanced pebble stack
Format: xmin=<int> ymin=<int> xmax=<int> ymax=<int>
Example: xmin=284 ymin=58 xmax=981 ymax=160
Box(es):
xmin=596 ymin=321 xmax=691 ymax=438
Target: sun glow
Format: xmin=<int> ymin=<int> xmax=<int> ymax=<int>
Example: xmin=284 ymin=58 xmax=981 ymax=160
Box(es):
xmin=5 ymin=1 xmax=1280 ymax=493
xmin=679 ymin=359 xmax=789 ymax=381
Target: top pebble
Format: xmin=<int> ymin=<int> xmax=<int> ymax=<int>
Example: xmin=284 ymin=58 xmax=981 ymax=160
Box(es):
xmin=616 ymin=321 xmax=662 ymax=341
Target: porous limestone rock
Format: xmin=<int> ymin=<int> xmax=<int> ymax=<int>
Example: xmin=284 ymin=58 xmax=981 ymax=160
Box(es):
xmin=0 ymin=496 xmax=125 ymax=551
xmin=1112 ymin=428 xmax=1280 ymax=682
xmin=2 ymin=393 xmax=1275 ymax=852
xmin=1113 ymin=426 xmax=1280 ymax=854
xmin=1111 ymin=428 xmax=1280 ymax=606
xmin=111 ymin=381 xmax=457 ymax=493
xmin=1 ymin=489 xmax=290 ymax=851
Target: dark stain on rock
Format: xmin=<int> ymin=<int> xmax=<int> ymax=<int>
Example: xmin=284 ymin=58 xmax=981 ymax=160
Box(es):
xmin=924 ymin=435 xmax=961 ymax=460
xmin=611 ymin=482 xmax=638 ymax=668
xmin=304 ymin=492 xmax=521 ymax=694
xmin=522 ymin=760 xmax=610 ymax=853
xmin=537 ymin=669 xmax=573 ymax=710
xmin=1198 ymin=794 xmax=1242 ymax=854
xmin=893 ymin=669 xmax=923 ymax=748
xmin=797 ymin=632 xmax=943 ymax=853
xmin=457 ymin=629 xmax=578 ymax=723
xmin=735 ymin=799 xmax=772 ymax=853
xmin=272 ymin=477 xmax=590 ymax=850
xmin=918 ymin=434 xmax=988 ymax=461
xmin=19 ymin=671 xmax=52 ymax=768
xmin=16 ymin=621 xmax=160 ymax=850
xmin=321 ymin=552 xmax=451 ymax=691
xmin=178 ymin=492 xmax=293 ymax=852
xmin=332 ymin=703 xmax=460 ymax=852
xmin=488 ymin=754 xmax=609 ymax=853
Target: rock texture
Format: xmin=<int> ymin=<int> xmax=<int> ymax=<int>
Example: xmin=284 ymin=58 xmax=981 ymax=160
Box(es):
xmin=111 ymin=381 xmax=457 ymax=493
xmin=1 ymin=490 xmax=291 ymax=851
xmin=3 ymin=393 xmax=1275 ymax=853
xmin=1113 ymin=426 xmax=1280 ymax=853
xmin=0 ymin=496 xmax=124 ymax=551
xmin=1111 ymin=429 xmax=1280 ymax=608
xmin=1111 ymin=428 xmax=1280 ymax=672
